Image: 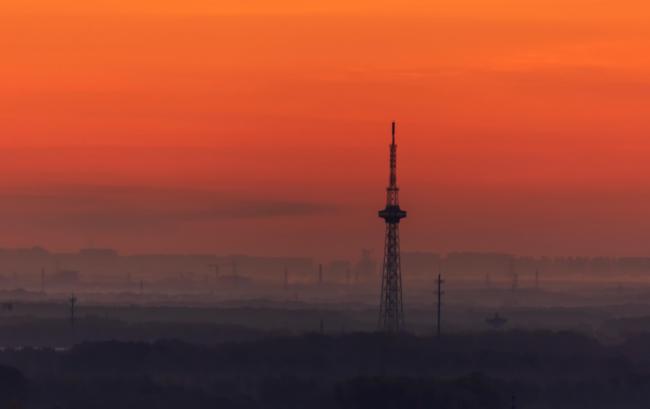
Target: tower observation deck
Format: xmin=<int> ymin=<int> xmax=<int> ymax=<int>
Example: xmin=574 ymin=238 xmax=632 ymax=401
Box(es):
xmin=378 ymin=121 xmax=407 ymax=332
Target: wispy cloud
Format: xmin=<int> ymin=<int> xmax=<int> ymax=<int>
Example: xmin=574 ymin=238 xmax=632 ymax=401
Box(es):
xmin=0 ymin=185 xmax=335 ymax=232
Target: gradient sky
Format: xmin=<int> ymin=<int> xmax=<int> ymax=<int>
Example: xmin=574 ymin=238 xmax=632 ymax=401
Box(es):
xmin=2 ymin=0 xmax=650 ymax=258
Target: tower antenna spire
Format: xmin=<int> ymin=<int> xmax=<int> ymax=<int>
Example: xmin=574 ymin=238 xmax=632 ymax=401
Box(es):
xmin=378 ymin=121 xmax=408 ymax=332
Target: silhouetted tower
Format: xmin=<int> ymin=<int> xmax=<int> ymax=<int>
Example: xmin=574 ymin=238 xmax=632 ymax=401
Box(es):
xmin=378 ymin=121 xmax=407 ymax=332
xmin=436 ymin=273 xmax=444 ymax=337
xmin=69 ymin=294 xmax=77 ymax=328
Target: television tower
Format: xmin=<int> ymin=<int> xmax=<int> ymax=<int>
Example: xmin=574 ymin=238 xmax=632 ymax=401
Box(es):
xmin=378 ymin=121 xmax=407 ymax=332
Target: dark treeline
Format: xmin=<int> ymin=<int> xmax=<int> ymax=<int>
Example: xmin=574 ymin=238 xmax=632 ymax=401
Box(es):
xmin=2 ymin=331 xmax=650 ymax=408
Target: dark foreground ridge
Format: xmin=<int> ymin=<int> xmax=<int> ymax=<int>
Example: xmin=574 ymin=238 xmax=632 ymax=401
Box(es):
xmin=2 ymin=331 xmax=650 ymax=408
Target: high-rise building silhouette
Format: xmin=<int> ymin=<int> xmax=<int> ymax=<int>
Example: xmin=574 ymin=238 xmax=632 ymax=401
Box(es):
xmin=378 ymin=121 xmax=407 ymax=331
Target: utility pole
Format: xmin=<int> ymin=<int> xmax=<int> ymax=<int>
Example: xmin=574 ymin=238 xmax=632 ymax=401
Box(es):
xmin=436 ymin=273 xmax=444 ymax=337
xmin=69 ymin=294 xmax=77 ymax=328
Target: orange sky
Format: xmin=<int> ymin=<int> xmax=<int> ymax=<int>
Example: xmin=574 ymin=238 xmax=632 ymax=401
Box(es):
xmin=2 ymin=1 xmax=650 ymax=258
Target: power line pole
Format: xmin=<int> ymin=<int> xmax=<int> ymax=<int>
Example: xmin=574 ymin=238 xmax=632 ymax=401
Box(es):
xmin=69 ymin=294 xmax=77 ymax=328
xmin=436 ymin=273 xmax=444 ymax=337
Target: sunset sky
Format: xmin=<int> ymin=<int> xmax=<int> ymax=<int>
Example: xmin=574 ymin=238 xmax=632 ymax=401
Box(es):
xmin=2 ymin=0 xmax=650 ymax=258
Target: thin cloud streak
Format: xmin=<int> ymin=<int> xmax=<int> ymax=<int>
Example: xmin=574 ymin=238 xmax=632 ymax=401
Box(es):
xmin=0 ymin=185 xmax=336 ymax=232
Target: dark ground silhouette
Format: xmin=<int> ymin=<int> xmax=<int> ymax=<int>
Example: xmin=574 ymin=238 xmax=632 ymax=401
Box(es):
xmin=2 ymin=331 xmax=650 ymax=408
